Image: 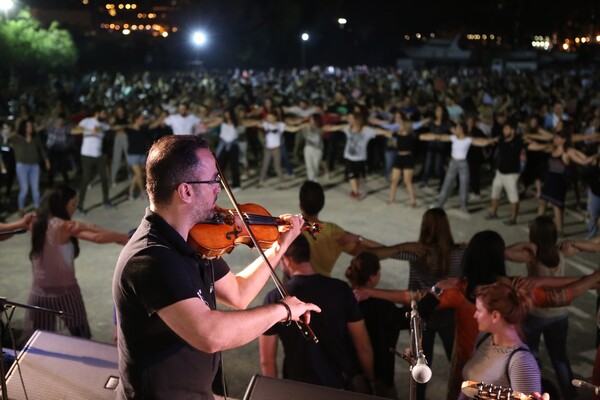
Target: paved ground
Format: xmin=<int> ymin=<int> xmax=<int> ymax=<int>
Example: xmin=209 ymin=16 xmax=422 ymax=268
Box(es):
xmin=1 ymin=164 xmax=598 ymax=399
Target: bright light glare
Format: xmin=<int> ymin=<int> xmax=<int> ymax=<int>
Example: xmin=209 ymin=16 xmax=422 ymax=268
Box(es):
xmin=192 ymin=31 xmax=207 ymax=46
xmin=338 ymin=18 xmax=347 ymax=25
xmin=0 ymin=0 xmax=14 ymax=11
xmin=301 ymin=32 xmax=309 ymax=41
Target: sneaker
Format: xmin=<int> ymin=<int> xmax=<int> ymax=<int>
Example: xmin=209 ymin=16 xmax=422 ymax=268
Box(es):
xmin=103 ymin=201 xmax=116 ymax=209
xmin=484 ymin=212 xmax=497 ymax=220
xmin=469 ymin=193 xmax=481 ymax=201
xmin=231 ymin=187 xmax=242 ymax=194
xmin=503 ymin=219 xmax=517 ymax=226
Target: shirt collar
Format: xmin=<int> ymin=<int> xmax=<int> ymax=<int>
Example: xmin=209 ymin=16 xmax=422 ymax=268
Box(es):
xmin=144 ymin=207 xmax=197 ymax=258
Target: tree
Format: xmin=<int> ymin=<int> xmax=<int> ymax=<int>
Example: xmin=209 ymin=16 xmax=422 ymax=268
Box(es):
xmin=0 ymin=9 xmax=77 ymax=74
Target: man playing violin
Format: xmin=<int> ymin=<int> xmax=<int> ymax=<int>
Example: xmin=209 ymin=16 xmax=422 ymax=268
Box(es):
xmin=112 ymin=135 xmax=320 ymax=400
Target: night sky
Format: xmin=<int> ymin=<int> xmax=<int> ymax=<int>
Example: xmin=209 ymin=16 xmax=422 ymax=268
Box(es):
xmin=22 ymin=0 xmax=600 ymax=69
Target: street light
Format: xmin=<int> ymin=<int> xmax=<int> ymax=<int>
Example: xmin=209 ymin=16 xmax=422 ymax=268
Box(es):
xmin=192 ymin=31 xmax=207 ymax=46
xmin=191 ymin=30 xmax=207 ymax=66
xmin=300 ymin=32 xmax=309 ymax=69
xmin=337 ymin=18 xmax=347 ymax=65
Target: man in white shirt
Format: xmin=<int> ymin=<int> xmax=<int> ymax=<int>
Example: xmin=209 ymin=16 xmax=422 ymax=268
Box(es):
xmin=72 ymin=106 xmax=113 ymax=212
xmin=163 ymin=103 xmax=201 ymax=135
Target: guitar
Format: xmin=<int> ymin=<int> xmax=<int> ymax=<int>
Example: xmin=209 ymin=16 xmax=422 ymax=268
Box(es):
xmin=461 ymin=380 xmax=533 ymax=400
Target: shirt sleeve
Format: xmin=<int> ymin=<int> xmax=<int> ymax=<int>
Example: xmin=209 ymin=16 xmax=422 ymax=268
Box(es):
xmin=392 ymin=251 xmax=418 ymax=262
xmin=122 ymin=247 xmax=200 ymax=316
xmin=212 ymin=257 xmax=230 ymax=282
xmin=164 ymin=115 xmax=174 ymax=127
xmin=507 ymin=349 xmax=542 ymax=394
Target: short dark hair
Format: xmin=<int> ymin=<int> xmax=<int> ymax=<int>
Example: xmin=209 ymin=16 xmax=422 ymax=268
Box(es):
xmin=284 ymin=234 xmax=311 ymax=264
xmin=146 ymin=135 xmax=210 ymax=206
xmin=299 ymin=181 xmax=325 ymax=216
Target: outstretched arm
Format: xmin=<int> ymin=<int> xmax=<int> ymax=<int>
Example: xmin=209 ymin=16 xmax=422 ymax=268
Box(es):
xmin=562 ymin=237 xmax=600 ymax=254
xmin=64 ymin=221 xmax=128 ymax=245
xmin=505 ymin=241 xmax=536 ymax=263
xmin=322 ymin=124 xmax=345 ymax=132
xmin=353 ymin=287 xmax=414 ymax=305
xmin=419 ymin=133 xmax=450 ymax=142
xmin=364 ymin=242 xmax=426 ymax=260
xmin=567 ymin=147 xmax=598 ymax=166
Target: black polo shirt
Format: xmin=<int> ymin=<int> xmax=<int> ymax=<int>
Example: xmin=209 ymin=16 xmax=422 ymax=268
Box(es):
xmin=113 ymin=208 xmax=229 ymax=399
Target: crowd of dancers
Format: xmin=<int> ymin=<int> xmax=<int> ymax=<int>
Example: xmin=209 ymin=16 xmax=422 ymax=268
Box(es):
xmin=1 ymin=64 xmax=600 ymax=399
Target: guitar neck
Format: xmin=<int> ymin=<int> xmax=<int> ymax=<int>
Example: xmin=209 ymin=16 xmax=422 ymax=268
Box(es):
xmin=461 ymin=380 xmax=532 ymax=400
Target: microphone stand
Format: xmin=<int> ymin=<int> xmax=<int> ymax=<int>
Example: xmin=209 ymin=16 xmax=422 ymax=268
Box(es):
xmin=212 ymin=154 xmax=318 ymax=343
xmin=0 ymin=297 xmax=71 ymax=400
xmin=390 ymin=300 xmax=429 ymax=400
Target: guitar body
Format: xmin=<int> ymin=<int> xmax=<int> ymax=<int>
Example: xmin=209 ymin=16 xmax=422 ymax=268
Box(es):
xmin=461 ymin=380 xmax=532 ymax=400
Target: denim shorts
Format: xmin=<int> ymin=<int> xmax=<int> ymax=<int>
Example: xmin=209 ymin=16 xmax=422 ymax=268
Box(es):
xmin=126 ymin=154 xmax=146 ymax=166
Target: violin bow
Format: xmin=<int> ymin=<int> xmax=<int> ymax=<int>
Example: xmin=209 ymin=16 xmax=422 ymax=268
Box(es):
xmin=212 ymin=152 xmax=318 ymax=343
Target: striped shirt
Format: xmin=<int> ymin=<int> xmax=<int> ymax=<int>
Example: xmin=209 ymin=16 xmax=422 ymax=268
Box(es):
xmin=393 ymin=247 xmax=466 ymax=290
xmin=462 ymin=335 xmax=541 ymax=397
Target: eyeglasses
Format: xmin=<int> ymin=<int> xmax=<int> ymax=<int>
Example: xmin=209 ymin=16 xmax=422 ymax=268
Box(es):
xmin=178 ymin=175 xmax=222 ymax=189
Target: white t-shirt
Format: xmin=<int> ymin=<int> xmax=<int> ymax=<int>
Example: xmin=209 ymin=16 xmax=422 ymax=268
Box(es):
xmin=79 ymin=117 xmax=109 ymax=157
xmin=343 ymin=125 xmax=376 ymax=162
xmin=450 ymin=135 xmax=473 ymax=160
xmin=263 ymin=121 xmax=285 ymax=149
xmin=164 ymin=114 xmax=201 ymax=135
xmin=219 ymin=123 xmax=238 ymax=143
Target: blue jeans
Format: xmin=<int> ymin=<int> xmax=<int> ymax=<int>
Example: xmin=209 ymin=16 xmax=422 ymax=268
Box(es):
xmin=524 ymin=313 xmax=577 ymax=399
xmin=16 ymin=162 xmax=40 ymax=209
xmin=437 ymin=159 xmax=469 ymax=209
xmin=588 ymin=188 xmax=600 ymax=238
xmin=421 ymin=148 xmax=445 ymax=184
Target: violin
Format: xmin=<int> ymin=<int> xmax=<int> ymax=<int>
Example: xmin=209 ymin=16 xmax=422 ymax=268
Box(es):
xmin=188 ymin=203 xmax=321 ymax=259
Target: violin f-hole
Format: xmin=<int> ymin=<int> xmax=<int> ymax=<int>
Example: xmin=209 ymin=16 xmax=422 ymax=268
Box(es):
xmin=225 ymin=226 xmax=243 ymax=240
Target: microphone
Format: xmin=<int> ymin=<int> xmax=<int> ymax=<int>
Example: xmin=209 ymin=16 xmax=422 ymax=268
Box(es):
xmin=409 ymin=300 xmax=432 ymax=384
xmin=572 ymin=379 xmax=600 ymax=395
xmin=411 ymin=355 xmax=432 ymax=384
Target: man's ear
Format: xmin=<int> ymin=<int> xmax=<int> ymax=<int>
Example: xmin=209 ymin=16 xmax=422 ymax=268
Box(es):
xmin=176 ymin=183 xmax=194 ymax=204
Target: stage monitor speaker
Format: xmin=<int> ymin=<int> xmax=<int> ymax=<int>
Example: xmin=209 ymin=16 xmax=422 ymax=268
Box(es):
xmin=2 ymin=330 xmax=119 ymax=400
xmin=243 ymin=374 xmax=384 ymax=400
